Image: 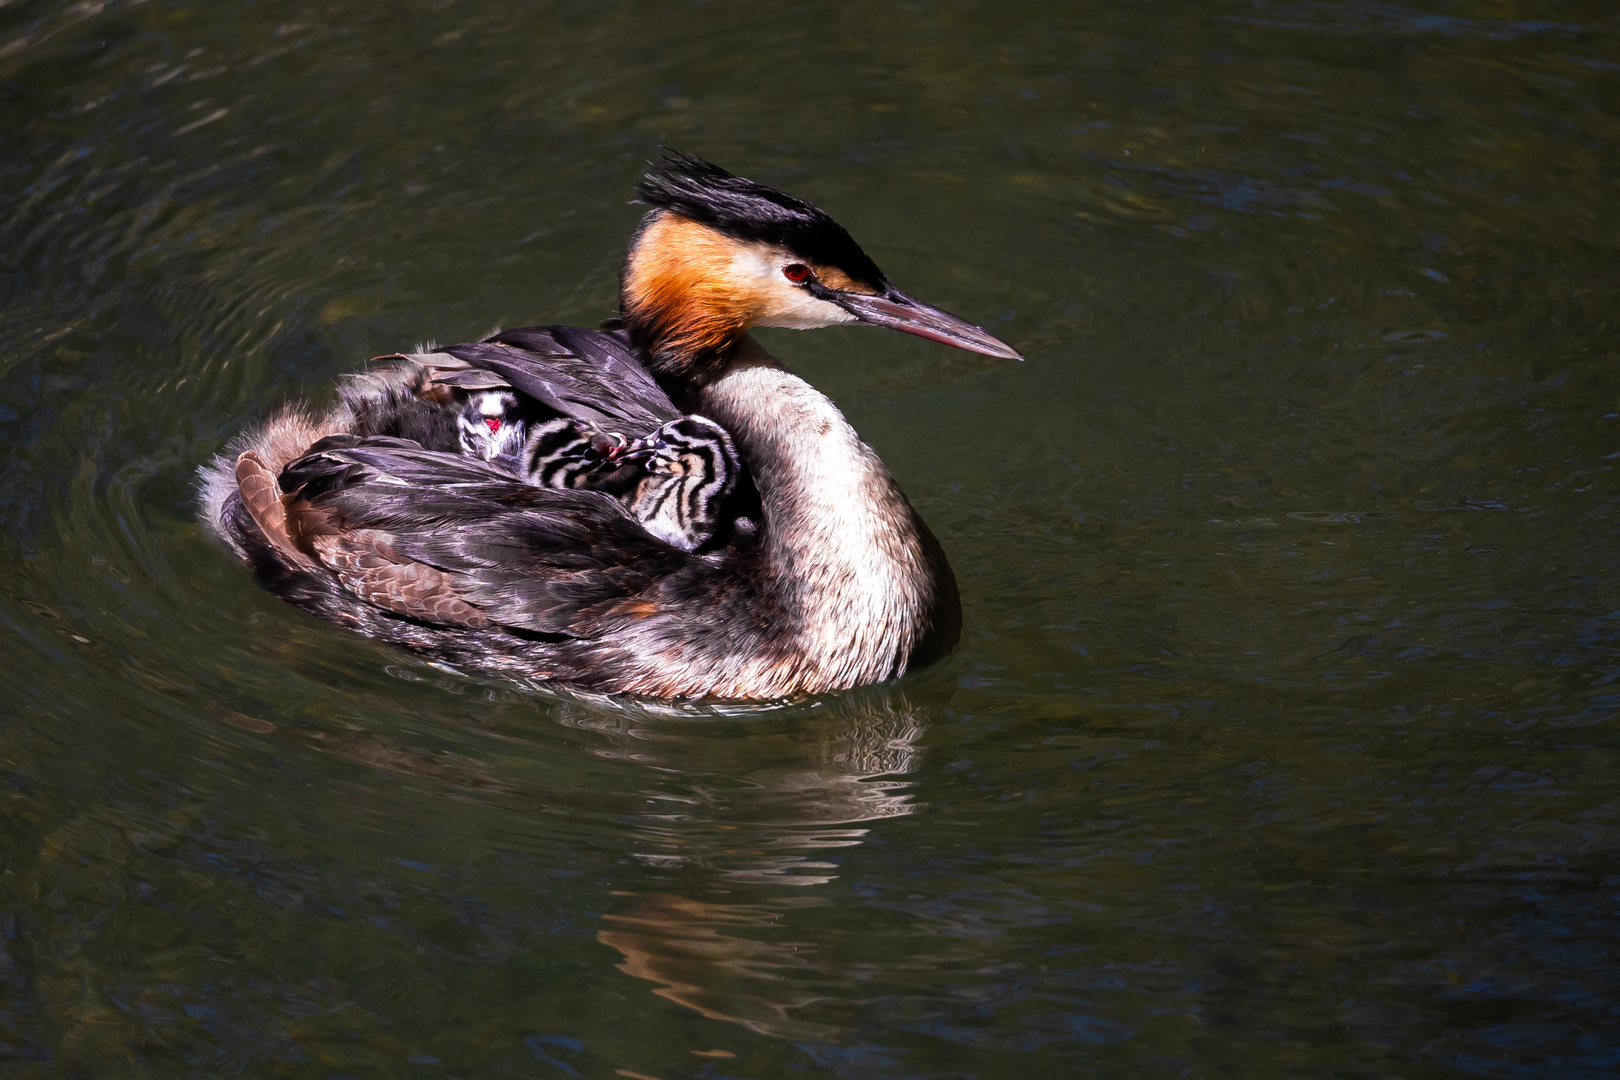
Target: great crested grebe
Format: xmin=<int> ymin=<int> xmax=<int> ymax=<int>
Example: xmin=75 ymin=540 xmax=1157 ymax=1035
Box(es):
xmin=200 ymin=153 xmax=1020 ymax=699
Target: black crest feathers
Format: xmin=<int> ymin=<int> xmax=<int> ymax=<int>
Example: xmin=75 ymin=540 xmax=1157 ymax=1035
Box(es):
xmin=634 ymin=151 xmax=888 ymax=290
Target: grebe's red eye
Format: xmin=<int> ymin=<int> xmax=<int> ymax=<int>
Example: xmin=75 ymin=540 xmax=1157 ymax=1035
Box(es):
xmin=485 ymin=418 xmax=502 ymax=433
xmin=782 ymin=263 xmax=810 ymax=283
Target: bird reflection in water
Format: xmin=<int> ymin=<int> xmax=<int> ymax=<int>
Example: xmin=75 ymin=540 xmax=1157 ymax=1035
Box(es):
xmin=554 ymin=692 xmax=925 ymax=1041
xmin=206 ymin=681 xmax=928 ymax=1043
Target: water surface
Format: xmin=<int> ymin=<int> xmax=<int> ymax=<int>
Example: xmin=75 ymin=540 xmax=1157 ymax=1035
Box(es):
xmin=3 ymin=1 xmax=1619 ymax=1076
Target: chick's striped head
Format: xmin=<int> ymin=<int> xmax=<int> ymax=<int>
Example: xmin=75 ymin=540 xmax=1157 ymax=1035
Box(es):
xmin=457 ymin=391 xmax=528 ymax=461
xmin=626 ymin=415 xmax=740 ymax=552
xmin=521 ymin=418 xmax=630 ymax=489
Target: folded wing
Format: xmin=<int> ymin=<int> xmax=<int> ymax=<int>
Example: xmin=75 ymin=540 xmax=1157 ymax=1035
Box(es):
xmin=244 ymin=437 xmax=695 ymax=637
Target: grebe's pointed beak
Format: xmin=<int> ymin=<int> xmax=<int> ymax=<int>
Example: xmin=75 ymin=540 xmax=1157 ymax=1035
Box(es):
xmin=833 ymin=288 xmax=1023 ymax=361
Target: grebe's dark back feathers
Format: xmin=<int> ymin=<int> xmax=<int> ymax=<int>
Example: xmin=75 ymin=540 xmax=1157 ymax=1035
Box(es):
xmin=438 ymin=325 xmax=678 ymax=436
xmin=634 ymin=152 xmax=886 ymax=291
xmin=429 ymin=367 xmax=512 ymax=391
xmin=277 ymin=438 xmax=697 ymax=636
xmin=283 ymin=436 xmax=519 ymax=491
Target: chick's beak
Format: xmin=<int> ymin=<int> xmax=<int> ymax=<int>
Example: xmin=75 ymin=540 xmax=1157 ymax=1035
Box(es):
xmin=833 ymin=288 xmax=1022 ymax=361
xmin=619 ymin=441 xmax=661 ymax=463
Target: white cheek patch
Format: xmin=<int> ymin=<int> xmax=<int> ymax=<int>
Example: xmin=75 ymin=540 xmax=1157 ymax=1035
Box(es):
xmin=730 ymin=243 xmax=858 ymax=330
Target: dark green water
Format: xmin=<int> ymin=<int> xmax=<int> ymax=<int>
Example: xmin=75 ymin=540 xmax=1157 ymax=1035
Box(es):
xmin=3 ymin=1 xmax=1619 ymax=1075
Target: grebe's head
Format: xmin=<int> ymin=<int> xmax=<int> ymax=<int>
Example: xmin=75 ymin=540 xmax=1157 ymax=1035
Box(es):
xmin=621 ymin=152 xmax=1021 ymax=377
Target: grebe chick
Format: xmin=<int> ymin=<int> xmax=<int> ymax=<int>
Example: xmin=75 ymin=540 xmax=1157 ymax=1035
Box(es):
xmin=457 ymin=390 xmax=528 ymax=461
xmin=520 ymin=417 xmax=631 ymax=489
xmin=343 ymin=362 xmax=526 ymax=458
xmin=621 ymin=416 xmax=741 ymax=552
xmin=518 ymin=416 xmax=735 ymax=551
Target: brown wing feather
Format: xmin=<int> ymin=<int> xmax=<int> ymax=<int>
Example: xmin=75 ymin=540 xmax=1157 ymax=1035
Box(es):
xmin=267 ymin=456 xmax=492 ymax=630
xmin=235 ymin=451 xmax=315 ymax=569
xmin=308 ymin=530 xmax=491 ymax=629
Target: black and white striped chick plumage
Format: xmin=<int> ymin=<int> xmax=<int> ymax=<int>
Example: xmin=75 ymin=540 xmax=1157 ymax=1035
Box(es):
xmin=354 ymin=367 xmax=735 ymax=552
xmin=621 ymin=416 xmax=740 ymax=552
xmin=519 ymin=415 xmax=739 ymax=552
xmin=519 ymin=417 xmax=630 ymax=490
xmin=456 ymin=390 xmax=528 ymax=461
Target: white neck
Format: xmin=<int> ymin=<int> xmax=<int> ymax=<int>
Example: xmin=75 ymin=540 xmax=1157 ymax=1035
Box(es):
xmin=694 ymin=335 xmax=956 ymax=688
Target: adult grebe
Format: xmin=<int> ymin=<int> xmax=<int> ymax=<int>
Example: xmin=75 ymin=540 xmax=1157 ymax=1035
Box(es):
xmin=200 ymin=153 xmax=1020 ymax=699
